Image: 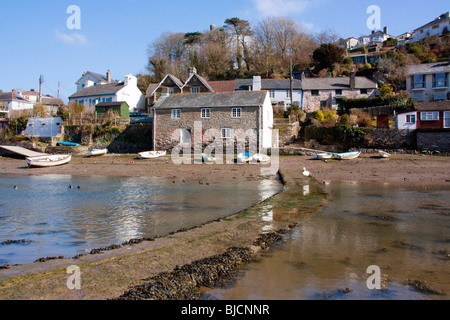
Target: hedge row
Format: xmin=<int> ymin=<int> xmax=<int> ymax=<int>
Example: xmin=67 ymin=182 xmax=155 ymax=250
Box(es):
xmin=305 ymin=125 xmax=373 ymax=146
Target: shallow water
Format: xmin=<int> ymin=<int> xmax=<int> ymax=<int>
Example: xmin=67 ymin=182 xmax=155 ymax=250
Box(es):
xmin=205 ymin=181 xmax=450 ymax=300
xmin=0 ymin=174 xmax=283 ymax=266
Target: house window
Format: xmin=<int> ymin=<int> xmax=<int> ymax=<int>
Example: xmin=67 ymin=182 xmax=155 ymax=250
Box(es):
xmin=221 ymin=128 xmax=232 ymax=139
xmin=360 ymin=89 xmax=368 ymax=95
xmin=191 ymin=87 xmax=201 ymax=93
xmin=286 ymin=90 xmax=291 ymax=99
xmin=335 ymin=89 xmax=343 ymax=96
xmin=320 ymin=100 xmax=328 ymax=108
xmin=433 ymin=73 xmax=447 ymax=88
xmin=169 ymin=87 xmax=175 ymax=94
xmin=420 ymin=112 xmax=439 ymax=121
xmin=201 ymin=108 xmax=211 ymax=119
xmin=435 ymin=91 xmax=447 ymax=101
xmin=413 ymin=75 xmax=425 ymax=89
xmin=269 ymin=90 xmax=275 ymax=99
xmin=444 ymin=112 xmax=450 ymax=128
xmin=432 ymin=24 xmax=440 ymax=30
xmin=406 ymin=114 xmax=416 ymax=124
xmin=232 ymin=108 xmax=242 ymax=118
xmin=171 ymin=109 xmax=181 ymax=119
xmin=311 ymin=90 xmax=319 ymax=96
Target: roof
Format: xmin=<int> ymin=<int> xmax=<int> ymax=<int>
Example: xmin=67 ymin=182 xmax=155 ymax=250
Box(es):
xmin=235 ymin=79 xmax=303 ymax=91
xmin=406 ymin=61 xmax=450 ymax=75
xmin=69 ymin=82 xmax=125 ymax=99
xmin=0 ymin=92 xmax=32 ymax=102
xmin=183 ymin=73 xmax=215 ymax=92
xmin=96 ymin=101 xmax=129 ymax=107
xmin=208 ymin=80 xmax=236 ymax=93
xmin=153 ymin=91 xmax=268 ymax=110
xmin=414 ymin=101 xmax=450 ymax=111
xmin=146 ymin=83 xmax=160 ymax=97
xmin=75 ymin=71 xmax=109 ymax=84
xmin=414 ymin=12 xmax=450 ymax=31
xmin=302 ymin=77 xmax=378 ymax=90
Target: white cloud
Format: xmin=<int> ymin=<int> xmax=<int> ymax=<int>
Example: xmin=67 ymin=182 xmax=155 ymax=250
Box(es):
xmin=252 ymin=0 xmax=319 ymax=17
xmin=54 ymin=30 xmax=87 ymax=45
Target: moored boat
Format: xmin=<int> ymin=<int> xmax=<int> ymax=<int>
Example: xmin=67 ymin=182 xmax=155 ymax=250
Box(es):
xmin=313 ymin=152 xmax=334 ymax=160
xmin=201 ymin=153 xmax=216 ymax=164
xmin=252 ymin=153 xmax=271 ymax=163
xmin=378 ymin=150 xmax=391 ymax=158
xmin=237 ymin=152 xmax=252 ymax=163
xmin=138 ymin=151 xmax=167 ymax=159
xmin=86 ymin=149 xmax=108 ymax=157
xmin=334 ymin=151 xmax=361 ymax=160
xmin=57 ymin=142 xmax=79 ymax=147
xmin=26 ymin=154 xmax=72 ymax=168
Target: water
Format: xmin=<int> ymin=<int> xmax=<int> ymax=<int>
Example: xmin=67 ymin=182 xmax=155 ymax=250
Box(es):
xmin=205 ymin=181 xmax=450 ymax=300
xmin=0 ymin=174 xmax=283 ymax=266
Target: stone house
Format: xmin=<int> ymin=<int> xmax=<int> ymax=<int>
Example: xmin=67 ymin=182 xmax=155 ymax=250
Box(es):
xmin=301 ymin=73 xmax=378 ymax=113
xmin=152 ymin=91 xmax=274 ymax=152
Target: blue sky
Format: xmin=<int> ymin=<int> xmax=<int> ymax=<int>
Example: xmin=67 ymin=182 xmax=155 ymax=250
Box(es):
xmin=0 ymin=0 xmax=448 ymax=102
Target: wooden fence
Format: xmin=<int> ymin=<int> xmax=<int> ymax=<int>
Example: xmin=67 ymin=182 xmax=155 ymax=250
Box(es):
xmin=65 ymin=112 xmax=130 ymax=126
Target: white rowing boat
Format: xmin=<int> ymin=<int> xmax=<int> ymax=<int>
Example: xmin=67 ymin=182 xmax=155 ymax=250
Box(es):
xmin=202 ymin=153 xmax=216 ymax=164
xmin=86 ymin=149 xmax=108 ymax=157
xmin=237 ymin=152 xmax=252 ymax=163
xmin=313 ymin=152 xmax=334 ymax=160
xmin=138 ymin=151 xmax=167 ymax=159
xmin=252 ymin=153 xmax=271 ymax=163
xmin=334 ymin=151 xmax=361 ymax=160
xmin=26 ymin=154 xmax=72 ymax=168
xmin=378 ymin=150 xmax=391 ymax=158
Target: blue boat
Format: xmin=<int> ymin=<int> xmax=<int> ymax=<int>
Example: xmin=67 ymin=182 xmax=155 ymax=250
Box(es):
xmin=57 ymin=142 xmax=80 ymax=147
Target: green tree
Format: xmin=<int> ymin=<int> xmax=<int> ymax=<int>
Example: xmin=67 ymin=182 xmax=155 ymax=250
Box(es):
xmin=312 ymin=43 xmax=345 ymax=73
xmin=224 ymin=18 xmax=253 ymax=74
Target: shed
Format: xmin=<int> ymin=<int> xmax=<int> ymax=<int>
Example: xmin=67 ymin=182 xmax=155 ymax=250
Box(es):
xmin=95 ymin=101 xmax=130 ymax=118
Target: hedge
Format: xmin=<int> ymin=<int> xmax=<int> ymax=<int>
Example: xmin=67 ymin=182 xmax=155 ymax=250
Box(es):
xmin=305 ymin=125 xmax=373 ymax=146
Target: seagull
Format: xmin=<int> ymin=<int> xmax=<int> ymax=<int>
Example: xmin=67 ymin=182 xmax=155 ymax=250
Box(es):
xmin=69 ymin=185 xmax=73 ymax=189
xmin=302 ymin=168 xmax=310 ymax=177
xmin=13 ymin=186 xmax=17 ymax=190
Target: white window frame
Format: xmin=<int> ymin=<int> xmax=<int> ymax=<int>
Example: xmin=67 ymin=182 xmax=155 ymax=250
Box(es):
xmin=201 ymin=108 xmax=211 ymax=119
xmin=406 ymin=114 xmax=416 ymax=124
xmin=169 ymin=87 xmax=175 ymax=94
xmin=420 ymin=112 xmax=439 ymax=121
xmin=221 ymin=128 xmax=232 ymax=139
xmin=190 ymin=87 xmax=201 ymax=93
xmin=231 ymin=108 xmax=242 ymax=119
xmin=444 ymin=111 xmax=450 ymax=129
xmin=171 ymin=109 xmax=181 ymax=120
xmin=269 ymin=90 xmax=275 ymax=99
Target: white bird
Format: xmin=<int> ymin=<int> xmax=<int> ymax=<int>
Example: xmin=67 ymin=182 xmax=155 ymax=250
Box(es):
xmin=302 ymin=167 xmax=310 ymax=177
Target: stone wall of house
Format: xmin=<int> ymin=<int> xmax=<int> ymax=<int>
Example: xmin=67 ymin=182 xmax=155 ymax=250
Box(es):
xmin=303 ymin=89 xmax=377 ymax=113
xmin=417 ymin=130 xmax=450 ymax=152
xmin=155 ymin=107 xmax=260 ymax=153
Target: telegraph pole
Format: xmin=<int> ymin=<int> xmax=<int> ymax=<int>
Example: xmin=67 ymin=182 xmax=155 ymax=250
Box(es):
xmin=39 ymin=74 xmax=43 ymax=103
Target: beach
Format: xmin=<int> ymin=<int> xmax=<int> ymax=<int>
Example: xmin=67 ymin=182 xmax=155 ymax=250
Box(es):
xmin=0 ymin=153 xmax=448 ymax=300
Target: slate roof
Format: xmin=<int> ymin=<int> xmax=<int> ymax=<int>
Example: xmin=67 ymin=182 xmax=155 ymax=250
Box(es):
xmin=302 ymin=77 xmax=378 ymax=90
xmin=69 ymin=82 xmax=125 ymax=99
xmin=235 ymin=79 xmax=303 ymax=91
xmin=96 ymin=101 xmax=129 ymax=107
xmin=208 ymin=80 xmax=236 ymax=93
xmin=75 ymin=71 xmax=109 ymax=84
xmin=406 ymin=61 xmax=450 ymax=75
xmin=414 ymin=101 xmax=450 ymax=111
xmin=183 ymin=73 xmax=215 ymax=92
xmin=0 ymin=92 xmax=31 ymax=102
xmin=153 ymin=91 xmax=268 ymax=110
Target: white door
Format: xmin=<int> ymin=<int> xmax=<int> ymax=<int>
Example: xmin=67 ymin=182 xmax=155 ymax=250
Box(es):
xmin=180 ymin=129 xmax=192 ymax=144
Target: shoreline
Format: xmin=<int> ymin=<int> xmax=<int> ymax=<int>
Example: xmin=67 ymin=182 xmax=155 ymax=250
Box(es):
xmin=0 ymin=153 xmax=449 ymax=300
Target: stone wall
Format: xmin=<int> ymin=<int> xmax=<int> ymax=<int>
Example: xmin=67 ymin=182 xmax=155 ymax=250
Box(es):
xmin=417 ymin=130 xmax=450 ymax=152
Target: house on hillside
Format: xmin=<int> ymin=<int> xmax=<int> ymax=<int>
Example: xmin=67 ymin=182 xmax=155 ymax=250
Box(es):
xmin=410 ymin=12 xmax=450 ymax=43
xmin=146 ymin=74 xmax=184 ymax=107
xmin=235 ymin=76 xmax=303 ymax=110
xmin=301 ymin=73 xmax=378 ymax=113
xmin=152 ymin=91 xmax=274 ymax=152
xmin=406 ymin=60 xmax=450 ymax=102
xmin=69 ymin=72 xmax=145 ymax=112
xmin=0 ymin=91 xmax=34 ymax=115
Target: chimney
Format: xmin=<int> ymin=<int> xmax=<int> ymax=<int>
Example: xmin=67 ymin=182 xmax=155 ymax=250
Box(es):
xmin=107 ymin=70 xmax=111 ymax=83
xmin=187 ymin=67 xmax=197 ymax=79
xmin=383 ymin=26 xmax=388 ymax=35
xmin=253 ymin=76 xmax=262 ymax=91
xmin=210 ymin=24 xmax=215 ymax=31
xmin=350 ymin=71 xmax=356 ymax=90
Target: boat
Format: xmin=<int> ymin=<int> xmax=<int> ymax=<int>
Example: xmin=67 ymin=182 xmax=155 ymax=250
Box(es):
xmin=334 ymin=151 xmax=361 ymax=160
xmin=138 ymin=151 xmax=167 ymax=159
xmin=313 ymin=152 xmax=334 ymax=160
xmin=201 ymin=153 xmax=216 ymax=164
xmin=237 ymin=152 xmax=252 ymax=163
xmin=57 ymin=142 xmax=79 ymax=147
xmin=378 ymin=150 xmax=391 ymax=158
xmin=252 ymin=153 xmax=271 ymax=163
xmin=86 ymin=149 xmax=108 ymax=157
xmin=26 ymin=154 xmax=72 ymax=168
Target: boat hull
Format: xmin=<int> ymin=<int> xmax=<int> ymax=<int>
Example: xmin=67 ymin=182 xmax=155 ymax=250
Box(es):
xmin=237 ymin=152 xmax=252 ymax=163
xmin=138 ymin=151 xmax=167 ymax=159
xmin=334 ymin=151 xmax=361 ymax=160
xmin=87 ymin=149 xmax=108 ymax=157
xmin=378 ymin=151 xmax=391 ymax=158
xmin=313 ymin=152 xmax=333 ymax=160
xmin=26 ymin=154 xmax=72 ymax=168
xmin=253 ymin=153 xmax=271 ymax=163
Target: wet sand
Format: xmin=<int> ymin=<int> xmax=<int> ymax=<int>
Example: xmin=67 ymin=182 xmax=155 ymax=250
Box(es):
xmin=0 ymin=153 xmax=448 ymax=300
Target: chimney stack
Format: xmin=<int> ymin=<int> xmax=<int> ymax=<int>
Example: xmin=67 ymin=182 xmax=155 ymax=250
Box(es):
xmin=350 ymin=71 xmax=356 ymax=90
xmin=107 ymin=70 xmax=111 ymax=83
xmin=383 ymin=26 xmax=388 ymax=35
xmin=253 ymin=76 xmax=262 ymax=91
xmin=187 ymin=67 xmax=197 ymax=79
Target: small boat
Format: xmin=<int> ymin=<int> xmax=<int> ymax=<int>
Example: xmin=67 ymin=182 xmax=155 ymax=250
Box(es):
xmin=138 ymin=151 xmax=167 ymax=159
xmin=313 ymin=152 xmax=334 ymax=160
xmin=57 ymin=142 xmax=79 ymax=147
xmin=86 ymin=149 xmax=108 ymax=157
xmin=252 ymin=153 xmax=271 ymax=163
xmin=378 ymin=150 xmax=391 ymax=158
xmin=334 ymin=151 xmax=361 ymax=160
xmin=26 ymin=154 xmax=72 ymax=168
xmin=237 ymin=152 xmax=252 ymax=163
xmin=201 ymin=153 xmax=216 ymax=164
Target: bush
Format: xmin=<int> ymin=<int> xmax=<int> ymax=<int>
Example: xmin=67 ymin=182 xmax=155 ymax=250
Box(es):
xmin=313 ymin=110 xmax=325 ymax=122
xmin=305 ymin=125 xmax=372 ymax=146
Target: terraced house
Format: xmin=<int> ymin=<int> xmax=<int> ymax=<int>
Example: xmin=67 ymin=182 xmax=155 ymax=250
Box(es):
xmin=406 ymin=60 xmax=450 ymax=102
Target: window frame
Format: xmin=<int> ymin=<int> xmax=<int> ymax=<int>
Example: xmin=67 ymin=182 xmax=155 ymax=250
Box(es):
xmin=420 ymin=111 xmax=439 ymax=121
xmin=171 ymin=109 xmax=181 ymax=120
xmin=405 ymin=114 xmax=416 ymax=124
xmin=444 ymin=111 xmax=450 ymax=128
xmin=413 ymin=75 xmax=425 ymax=89
xmin=190 ymin=87 xmax=201 ymax=93
xmin=201 ymin=108 xmax=211 ymax=119
xmin=231 ymin=108 xmax=242 ymax=119
xmin=221 ymin=128 xmax=232 ymax=139
xmin=311 ymin=90 xmax=320 ymax=96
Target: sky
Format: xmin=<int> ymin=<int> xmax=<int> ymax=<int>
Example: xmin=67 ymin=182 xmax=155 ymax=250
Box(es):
xmin=0 ymin=0 xmax=448 ymax=102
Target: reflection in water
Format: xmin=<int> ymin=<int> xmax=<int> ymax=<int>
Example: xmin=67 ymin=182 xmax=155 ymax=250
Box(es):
xmin=206 ymin=181 xmax=450 ymax=300
xmin=0 ymin=175 xmax=283 ymax=266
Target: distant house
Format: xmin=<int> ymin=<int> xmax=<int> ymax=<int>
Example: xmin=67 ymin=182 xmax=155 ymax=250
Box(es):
xmin=235 ymin=76 xmax=303 ymax=110
xmin=338 ymin=37 xmax=359 ymax=51
xmin=301 ymin=73 xmax=378 ymax=113
xmin=146 ymin=74 xmax=184 ymax=106
xmin=69 ymin=72 xmax=145 ymax=112
xmin=75 ymin=70 xmax=114 ymax=92
xmin=356 ymin=27 xmax=392 ymax=48
xmin=415 ymin=101 xmax=450 ymax=129
xmin=406 ymin=60 xmax=450 ymax=102
xmin=152 ymin=91 xmax=274 ymax=151
xmin=396 ymin=111 xmax=418 ymax=130
xmin=0 ymin=91 xmax=34 ymax=114
xmin=410 ymin=12 xmax=450 ymax=43
xmin=95 ymin=101 xmax=130 ymax=118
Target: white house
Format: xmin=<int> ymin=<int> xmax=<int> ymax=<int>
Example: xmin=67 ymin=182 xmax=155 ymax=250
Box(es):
xmin=338 ymin=37 xmax=359 ymax=51
xmin=395 ymin=111 xmax=417 ymax=130
xmin=235 ymin=76 xmax=303 ymax=110
xmin=0 ymin=91 xmax=34 ymax=113
xmin=22 ymin=117 xmax=64 ymax=138
xmin=410 ymin=12 xmax=450 ymax=42
xmin=406 ymin=60 xmax=450 ymax=102
xmin=69 ymin=72 xmax=145 ymax=112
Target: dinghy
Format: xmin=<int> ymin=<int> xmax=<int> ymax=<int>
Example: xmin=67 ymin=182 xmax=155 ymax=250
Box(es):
xmin=313 ymin=152 xmax=334 ymax=160
xmin=334 ymin=151 xmax=361 ymax=160
xmin=57 ymin=142 xmax=79 ymax=147
xmin=252 ymin=153 xmax=271 ymax=163
xmin=237 ymin=152 xmax=252 ymax=163
xmin=378 ymin=150 xmax=391 ymax=158
xmin=86 ymin=149 xmax=108 ymax=157
xmin=138 ymin=151 xmax=167 ymax=159
xmin=201 ymin=153 xmax=216 ymax=164
xmin=26 ymin=154 xmax=72 ymax=168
